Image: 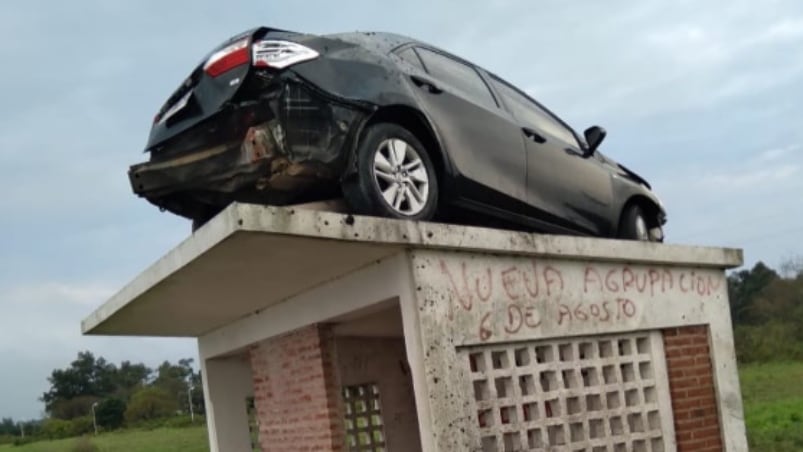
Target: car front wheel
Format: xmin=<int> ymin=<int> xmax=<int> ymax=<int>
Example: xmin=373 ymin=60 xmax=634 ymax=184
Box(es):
xmin=343 ymin=123 xmax=439 ymax=221
xmin=619 ymin=205 xmax=657 ymax=241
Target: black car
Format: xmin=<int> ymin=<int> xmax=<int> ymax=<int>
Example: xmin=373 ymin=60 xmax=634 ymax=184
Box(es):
xmin=130 ymin=27 xmax=666 ymax=241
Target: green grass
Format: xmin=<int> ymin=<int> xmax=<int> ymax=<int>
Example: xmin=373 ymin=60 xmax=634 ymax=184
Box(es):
xmin=740 ymin=361 xmax=803 ymax=452
xmin=0 ymin=427 xmax=208 ymax=452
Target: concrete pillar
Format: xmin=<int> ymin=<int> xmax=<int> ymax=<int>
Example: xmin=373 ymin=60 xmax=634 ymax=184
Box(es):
xmin=199 ymin=354 xmax=254 ymax=452
xmin=249 ymin=323 xmax=345 ymax=451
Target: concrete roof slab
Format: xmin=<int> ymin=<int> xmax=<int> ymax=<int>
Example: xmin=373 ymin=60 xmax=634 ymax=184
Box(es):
xmin=82 ymin=203 xmax=742 ymax=337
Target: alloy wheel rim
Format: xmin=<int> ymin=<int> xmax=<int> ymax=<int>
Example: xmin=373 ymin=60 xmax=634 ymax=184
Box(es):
xmin=372 ymin=138 xmax=429 ymax=216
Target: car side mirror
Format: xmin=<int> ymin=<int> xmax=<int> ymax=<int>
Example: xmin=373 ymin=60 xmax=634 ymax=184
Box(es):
xmin=584 ymin=126 xmax=607 ymax=155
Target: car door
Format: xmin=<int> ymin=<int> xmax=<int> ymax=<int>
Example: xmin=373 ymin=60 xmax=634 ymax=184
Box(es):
xmin=399 ymin=46 xmax=527 ymax=206
xmin=487 ymin=75 xmax=614 ymax=234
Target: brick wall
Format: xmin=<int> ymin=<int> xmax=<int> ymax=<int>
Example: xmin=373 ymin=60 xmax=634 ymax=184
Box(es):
xmin=663 ymin=326 xmax=723 ymax=451
xmin=250 ymin=324 xmax=345 ymax=451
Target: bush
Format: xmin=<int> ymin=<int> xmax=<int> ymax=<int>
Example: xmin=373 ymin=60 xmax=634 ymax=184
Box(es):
xmin=124 ymin=387 xmax=178 ymax=424
xmin=41 ymin=418 xmax=73 ymax=440
xmin=38 ymin=416 xmax=96 ymax=440
xmin=735 ymin=322 xmax=803 ymax=363
xmin=162 ymin=414 xmax=204 ymax=429
xmin=70 ymin=436 xmax=99 ymax=452
xmin=70 ymin=416 xmax=95 ymax=436
xmin=12 ymin=436 xmax=34 ymax=446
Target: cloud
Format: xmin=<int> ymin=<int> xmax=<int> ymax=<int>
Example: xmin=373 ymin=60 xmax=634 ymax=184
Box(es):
xmin=0 ymin=279 xmax=196 ymax=419
xmin=646 ymin=25 xmax=727 ymax=65
xmin=760 ymin=17 xmax=803 ymax=42
xmin=756 ymin=145 xmax=799 ymax=162
xmin=654 ymin=140 xmax=803 ymax=256
xmin=3 ymin=282 xmax=116 ymax=307
xmin=656 ymin=141 xmax=803 ymax=203
xmin=700 ymin=164 xmax=799 ymax=191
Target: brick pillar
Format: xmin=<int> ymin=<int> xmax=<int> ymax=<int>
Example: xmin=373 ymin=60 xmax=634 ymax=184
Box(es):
xmin=663 ymin=326 xmax=723 ymax=452
xmin=250 ymin=324 xmax=345 ymax=451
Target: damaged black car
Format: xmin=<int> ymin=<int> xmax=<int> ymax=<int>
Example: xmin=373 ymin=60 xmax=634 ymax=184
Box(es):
xmin=130 ymin=27 xmax=666 ymax=241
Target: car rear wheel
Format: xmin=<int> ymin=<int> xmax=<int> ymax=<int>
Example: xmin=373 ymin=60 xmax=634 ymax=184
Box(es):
xmin=343 ymin=123 xmax=438 ymax=221
xmin=619 ymin=204 xmax=654 ymax=241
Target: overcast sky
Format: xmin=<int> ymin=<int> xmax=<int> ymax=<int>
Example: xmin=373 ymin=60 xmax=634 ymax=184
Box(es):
xmin=1 ymin=0 xmax=801 ymax=419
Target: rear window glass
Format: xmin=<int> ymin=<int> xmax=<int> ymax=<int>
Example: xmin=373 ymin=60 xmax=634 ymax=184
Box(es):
xmin=396 ymin=47 xmax=425 ymax=71
xmin=416 ymin=48 xmax=497 ymax=110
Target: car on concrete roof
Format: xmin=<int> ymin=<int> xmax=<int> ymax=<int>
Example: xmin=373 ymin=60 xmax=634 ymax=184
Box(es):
xmin=129 ymin=27 xmax=666 ymax=241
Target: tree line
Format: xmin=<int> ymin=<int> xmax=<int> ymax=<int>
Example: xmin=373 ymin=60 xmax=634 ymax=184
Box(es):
xmin=728 ymin=258 xmax=803 ymax=362
xmin=1 ymin=352 xmax=204 ymax=444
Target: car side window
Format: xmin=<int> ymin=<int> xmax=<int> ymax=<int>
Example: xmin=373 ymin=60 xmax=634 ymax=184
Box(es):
xmin=489 ymin=76 xmax=579 ymax=147
xmin=415 ymin=48 xmax=497 ymax=110
xmin=396 ymin=47 xmax=425 ymax=71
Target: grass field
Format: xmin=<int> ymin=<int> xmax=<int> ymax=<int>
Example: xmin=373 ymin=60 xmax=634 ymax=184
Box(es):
xmin=740 ymin=361 xmax=803 ymax=452
xmin=0 ymin=427 xmax=208 ymax=452
xmin=1 ymin=362 xmax=801 ymax=451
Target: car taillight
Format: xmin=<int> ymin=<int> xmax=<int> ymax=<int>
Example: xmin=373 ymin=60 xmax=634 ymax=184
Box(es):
xmin=203 ymin=38 xmax=250 ymax=77
xmin=252 ymin=40 xmax=319 ymax=69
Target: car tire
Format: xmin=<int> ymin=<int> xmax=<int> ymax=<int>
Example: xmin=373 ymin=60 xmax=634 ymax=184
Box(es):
xmin=619 ymin=204 xmax=653 ymax=241
xmin=343 ymin=123 xmax=439 ymax=221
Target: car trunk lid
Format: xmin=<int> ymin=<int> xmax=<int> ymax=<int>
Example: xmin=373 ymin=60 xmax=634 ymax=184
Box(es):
xmin=146 ymin=27 xmax=302 ymax=153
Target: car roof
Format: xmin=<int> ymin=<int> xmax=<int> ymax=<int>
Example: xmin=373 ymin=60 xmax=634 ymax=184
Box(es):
xmin=323 ymin=31 xmax=420 ymax=53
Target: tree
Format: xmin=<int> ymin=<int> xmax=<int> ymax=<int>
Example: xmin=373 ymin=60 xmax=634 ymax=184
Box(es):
xmin=190 ymin=371 xmax=205 ymax=415
xmin=41 ymin=352 xmax=117 ymax=418
xmin=152 ymin=359 xmax=195 ymax=414
xmin=41 ymin=352 xmax=202 ymax=424
xmin=727 ymin=258 xmax=803 ymax=363
xmin=0 ymin=418 xmax=15 ymax=436
xmin=779 ymin=256 xmax=803 ymax=278
xmin=95 ymin=398 xmax=126 ymax=430
xmin=727 ymin=262 xmax=779 ymax=325
xmin=113 ymin=361 xmax=151 ymax=400
xmin=124 ymin=387 xmax=178 ymax=423
xmin=749 ymin=277 xmax=803 ymax=325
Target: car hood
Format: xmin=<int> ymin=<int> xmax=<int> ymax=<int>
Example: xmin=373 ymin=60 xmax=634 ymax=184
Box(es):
xmin=598 ymin=152 xmax=652 ymax=189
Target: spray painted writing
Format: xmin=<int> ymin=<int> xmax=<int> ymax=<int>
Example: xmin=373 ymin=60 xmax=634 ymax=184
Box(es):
xmin=583 ymin=266 xmax=721 ymax=297
xmin=438 ymin=259 xmax=723 ymax=343
xmin=439 ymin=260 xmax=564 ymax=319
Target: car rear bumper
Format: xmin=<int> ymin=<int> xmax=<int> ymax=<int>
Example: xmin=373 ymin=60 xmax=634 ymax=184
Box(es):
xmin=130 ymin=121 xmax=343 ymax=220
xmin=130 ymin=139 xmax=265 ymax=199
xmin=131 ymin=75 xmax=370 ymax=220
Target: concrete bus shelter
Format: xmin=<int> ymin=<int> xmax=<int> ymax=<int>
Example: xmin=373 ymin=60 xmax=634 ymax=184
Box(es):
xmin=82 ymin=203 xmax=747 ymax=452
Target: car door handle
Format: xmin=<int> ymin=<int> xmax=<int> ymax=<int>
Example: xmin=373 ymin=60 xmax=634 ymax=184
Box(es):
xmin=564 ymin=148 xmax=584 ymax=157
xmin=410 ymin=75 xmax=443 ymax=94
xmin=522 ymin=127 xmax=546 ymax=144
